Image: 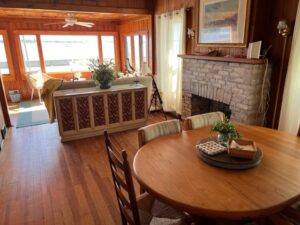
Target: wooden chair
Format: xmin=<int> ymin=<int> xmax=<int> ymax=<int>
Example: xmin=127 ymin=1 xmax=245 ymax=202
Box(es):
xmin=104 ymin=131 xmax=189 ymax=225
xmin=297 ymin=125 xmax=300 ymax=137
xmin=137 ymin=119 xmax=181 ymax=148
xmin=183 ymin=112 xmax=225 ymax=131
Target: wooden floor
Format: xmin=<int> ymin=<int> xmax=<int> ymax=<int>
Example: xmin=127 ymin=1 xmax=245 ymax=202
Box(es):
xmin=0 ymin=112 xmax=173 ymax=225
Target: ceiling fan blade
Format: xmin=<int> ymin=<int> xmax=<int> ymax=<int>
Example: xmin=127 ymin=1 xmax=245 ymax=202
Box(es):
xmin=62 ymin=23 xmax=72 ymax=28
xmin=44 ymin=22 xmax=65 ymax=26
xmin=75 ymin=22 xmax=94 ymax=28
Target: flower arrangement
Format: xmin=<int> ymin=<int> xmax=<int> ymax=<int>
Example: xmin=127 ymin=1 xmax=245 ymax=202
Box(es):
xmin=89 ymin=59 xmax=115 ymax=89
xmin=211 ymin=117 xmax=240 ymax=144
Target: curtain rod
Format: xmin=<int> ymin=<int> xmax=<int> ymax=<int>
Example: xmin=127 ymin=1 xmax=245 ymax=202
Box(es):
xmin=157 ymin=7 xmax=191 ymax=17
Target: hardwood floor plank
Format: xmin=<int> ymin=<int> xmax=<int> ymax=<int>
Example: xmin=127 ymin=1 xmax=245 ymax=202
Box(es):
xmin=0 ymin=112 xmax=172 ymax=225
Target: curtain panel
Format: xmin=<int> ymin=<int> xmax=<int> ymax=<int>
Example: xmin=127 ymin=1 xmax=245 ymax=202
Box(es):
xmin=156 ymin=9 xmax=186 ymax=114
xmin=279 ymin=2 xmax=300 ymax=135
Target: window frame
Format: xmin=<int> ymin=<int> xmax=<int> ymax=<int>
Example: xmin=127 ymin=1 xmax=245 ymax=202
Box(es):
xmin=14 ymin=30 xmax=120 ymax=79
xmin=0 ymin=30 xmax=16 ymax=81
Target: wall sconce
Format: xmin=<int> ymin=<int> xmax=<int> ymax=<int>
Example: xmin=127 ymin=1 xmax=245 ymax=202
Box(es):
xmin=187 ymin=28 xmax=195 ymax=38
xmin=272 ymin=19 xmax=292 ymax=128
xmin=277 ymin=20 xmax=291 ymax=37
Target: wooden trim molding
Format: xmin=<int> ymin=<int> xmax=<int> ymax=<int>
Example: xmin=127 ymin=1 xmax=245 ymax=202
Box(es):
xmin=0 ymin=76 xmax=11 ymax=127
xmin=0 ymin=3 xmax=153 ymax=15
xmin=178 ymin=54 xmax=267 ymax=64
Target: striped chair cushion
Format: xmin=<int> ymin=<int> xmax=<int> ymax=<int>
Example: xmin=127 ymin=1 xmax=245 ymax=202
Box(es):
xmin=187 ymin=112 xmax=225 ymax=130
xmin=141 ymin=119 xmax=181 ymax=144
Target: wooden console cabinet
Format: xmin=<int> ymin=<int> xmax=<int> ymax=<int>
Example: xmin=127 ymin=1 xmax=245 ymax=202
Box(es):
xmin=54 ymin=84 xmax=147 ymax=142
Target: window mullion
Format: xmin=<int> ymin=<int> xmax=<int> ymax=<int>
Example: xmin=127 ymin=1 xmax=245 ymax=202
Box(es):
xmin=36 ymin=34 xmax=46 ymax=73
xmin=98 ymin=35 xmax=103 ymax=64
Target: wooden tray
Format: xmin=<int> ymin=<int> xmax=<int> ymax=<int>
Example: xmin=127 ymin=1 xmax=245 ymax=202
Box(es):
xmin=196 ymin=137 xmax=263 ymax=170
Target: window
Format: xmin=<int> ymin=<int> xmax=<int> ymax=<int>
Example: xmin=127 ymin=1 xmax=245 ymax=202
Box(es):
xmin=101 ymin=36 xmax=115 ymax=63
xmin=124 ymin=33 xmax=148 ymax=73
xmin=19 ymin=35 xmax=41 ymax=72
xmin=41 ymin=35 xmax=98 ymax=72
xmin=0 ymin=35 xmax=9 ymax=75
xmin=125 ymin=36 xmax=132 ymax=65
xmin=134 ymin=35 xmax=140 ymax=71
xmin=142 ymin=35 xmax=147 ymax=64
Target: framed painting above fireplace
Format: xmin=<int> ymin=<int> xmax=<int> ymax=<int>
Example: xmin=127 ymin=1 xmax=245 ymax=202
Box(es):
xmin=196 ymin=0 xmax=251 ymax=47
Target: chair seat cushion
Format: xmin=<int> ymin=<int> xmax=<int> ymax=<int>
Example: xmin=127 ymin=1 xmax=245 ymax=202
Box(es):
xmin=151 ymin=200 xmax=186 ymax=219
xmin=150 ymin=217 xmax=184 ymax=225
xmin=138 ymin=193 xmax=188 ymax=225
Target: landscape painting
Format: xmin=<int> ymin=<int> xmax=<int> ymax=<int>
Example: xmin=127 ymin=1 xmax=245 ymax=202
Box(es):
xmin=197 ymin=0 xmax=249 ymax=46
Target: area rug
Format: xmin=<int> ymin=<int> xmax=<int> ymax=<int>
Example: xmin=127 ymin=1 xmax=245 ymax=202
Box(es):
xmin=16 ymin=101 xmax=50 ymax=128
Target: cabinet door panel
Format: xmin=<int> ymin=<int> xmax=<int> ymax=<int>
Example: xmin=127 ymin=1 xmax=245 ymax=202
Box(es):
xmin=107 ymin=93 xmax=120 ymax=124
xmin=76 ymin=96 xmax=91 ymax=129
xmin=134 ymin=90 xmax=146 ymax=120
xmin=58 ymin=98 xmax=76 ymax=132
xmin=92 ymin=95 xmax=106 ymax=127
xmin=121 ymin=92 xmax=133 ymax=122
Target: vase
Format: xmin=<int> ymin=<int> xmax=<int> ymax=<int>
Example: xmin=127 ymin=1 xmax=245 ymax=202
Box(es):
xmin=217 ymin=133 xmax=229 ymax=146
xmin=100 ymin=81 xmax=112 ymax=89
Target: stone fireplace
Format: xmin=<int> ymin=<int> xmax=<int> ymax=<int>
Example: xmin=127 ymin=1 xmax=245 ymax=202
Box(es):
xmin=180 ymin=55 xmax=271 ymax=125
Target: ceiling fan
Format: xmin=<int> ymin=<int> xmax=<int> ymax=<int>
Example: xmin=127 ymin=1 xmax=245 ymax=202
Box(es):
xmin=45 ymin=12 xmax=95 ymax=28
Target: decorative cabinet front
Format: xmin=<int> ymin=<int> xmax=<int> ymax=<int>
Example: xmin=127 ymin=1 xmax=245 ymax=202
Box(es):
xmin=107 ymin=93 xmax=120 ymax=125
xmin=92 ymin=95 xmax=106 ymax=128
xmin=75 ymin=96 xmax=92 ymax=130
xmin=54 ymin=85 xmax=147 ymax=142
xmin=57 ymin=97 xmax=76 ymax=133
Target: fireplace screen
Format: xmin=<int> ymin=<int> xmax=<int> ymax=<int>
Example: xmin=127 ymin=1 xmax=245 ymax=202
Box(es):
xmin=191 ymin=94 xmax=231 ymax=119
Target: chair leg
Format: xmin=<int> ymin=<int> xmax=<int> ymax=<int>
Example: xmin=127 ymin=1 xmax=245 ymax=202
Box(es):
xmin=38 ymin=89 xmax=42 ymax=102
xmin=31 ymin=88 xmax=34 ymax=101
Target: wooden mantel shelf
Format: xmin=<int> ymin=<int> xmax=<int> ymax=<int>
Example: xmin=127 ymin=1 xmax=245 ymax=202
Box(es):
xmin=178 ymin=54 xmax=266 ymax=65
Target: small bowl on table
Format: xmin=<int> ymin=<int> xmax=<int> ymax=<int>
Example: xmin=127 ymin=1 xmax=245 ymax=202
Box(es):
xmin=228 ymin=139 xmax=257 ymax=159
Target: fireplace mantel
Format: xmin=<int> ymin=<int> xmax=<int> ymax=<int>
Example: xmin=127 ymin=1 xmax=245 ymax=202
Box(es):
xmin=178 ymin=54 xmax=266 ymax=65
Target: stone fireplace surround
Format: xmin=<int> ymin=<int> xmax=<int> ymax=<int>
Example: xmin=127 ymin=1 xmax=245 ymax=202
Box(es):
xmin=180 ymin=55 xmax=270 ymax=125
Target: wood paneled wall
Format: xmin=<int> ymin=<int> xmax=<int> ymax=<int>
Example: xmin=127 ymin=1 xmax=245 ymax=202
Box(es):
xmin=0 ymin=18 xmax=120 ymax=100
xmin=155 ymin=0 xmax=248 ymax=57
xmin=0 ymin=0 xmax=154 ymax=14
xmin=155 ymin=0 xmax=300 ymax=128
xmin=118 ymin=16 xmax=153 ymax=71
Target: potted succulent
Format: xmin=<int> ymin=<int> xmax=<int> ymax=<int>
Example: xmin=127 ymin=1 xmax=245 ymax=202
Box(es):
xmin=211 ymin=117 xmax=240 ymax=145
xmin=89 ymin=59 xmax=115 ymax=89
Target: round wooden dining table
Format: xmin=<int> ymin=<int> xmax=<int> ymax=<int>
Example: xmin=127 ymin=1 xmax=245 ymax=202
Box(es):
xmin=133 ymin=124 xmax=300 ymax=220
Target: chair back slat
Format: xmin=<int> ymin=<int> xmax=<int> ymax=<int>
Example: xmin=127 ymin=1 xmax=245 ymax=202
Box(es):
xmin=104 ymin=131 xmax=141 ymax=225
xmin=115 ymin=185 xmax=132 ymax=210
xmin=112 ymin=169 xmax=128 ymax=191
xmin=108 ymin=150 xmax=125 ymax=170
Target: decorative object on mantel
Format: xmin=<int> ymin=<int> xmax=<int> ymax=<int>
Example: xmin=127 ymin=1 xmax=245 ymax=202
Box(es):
xmin=247 ymin=41 xmax=262 ymax=59
xmin=211 ymin=118 xmax=240 ymax=145
xmin=195 ymin=0 xmax=251 ymax=47
xmin=89 ymin=59 xmax=115 ymax=89
xmin=196 ymin=137 xmax=263 ymax=170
